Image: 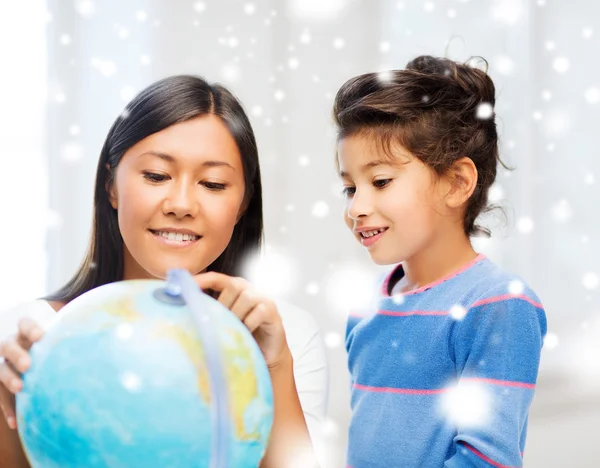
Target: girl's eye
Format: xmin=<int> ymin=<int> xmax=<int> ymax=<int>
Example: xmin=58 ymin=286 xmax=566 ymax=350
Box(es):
xmin=143 ymin=172 xmax=167 ymax=182
xmin=202 ymin=181 xmax=227 ymax=191
xmin=374 ymin=179 xmax=391 ymax=189
xmin=341 ymin=186 xmax=356 ymax=196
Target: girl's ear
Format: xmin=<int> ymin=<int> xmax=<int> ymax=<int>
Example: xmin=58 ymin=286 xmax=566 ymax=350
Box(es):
xmin=105 ymin=164 xmax=118 ymax=210
xmin=444 ymin=157 xmax=478 ymax=209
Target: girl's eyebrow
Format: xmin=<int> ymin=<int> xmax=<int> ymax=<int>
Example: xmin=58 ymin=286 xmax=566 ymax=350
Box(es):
xmin=340 ymin=159 xmax=388 ymax=178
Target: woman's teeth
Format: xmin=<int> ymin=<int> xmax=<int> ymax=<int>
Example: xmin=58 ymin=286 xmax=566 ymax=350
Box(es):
xmin=361 ymin=228 xmax=385 ymax=238
xmin=154 ymin=231 xmax=199 ymax=242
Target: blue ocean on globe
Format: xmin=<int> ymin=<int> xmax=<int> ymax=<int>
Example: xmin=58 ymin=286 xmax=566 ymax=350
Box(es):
xmin=16 ymin=275 xmax=274 ymax=468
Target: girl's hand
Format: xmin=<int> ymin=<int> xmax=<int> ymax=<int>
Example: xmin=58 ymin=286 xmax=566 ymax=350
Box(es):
xmin=193 ymin=272 xmax=289 ymax=368
xmin=0 ymin=318 xmax=44 ymax=429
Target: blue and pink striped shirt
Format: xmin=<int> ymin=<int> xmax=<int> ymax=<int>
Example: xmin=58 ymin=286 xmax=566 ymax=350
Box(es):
xmin=345 ymin=255 xmax=547 ymax=467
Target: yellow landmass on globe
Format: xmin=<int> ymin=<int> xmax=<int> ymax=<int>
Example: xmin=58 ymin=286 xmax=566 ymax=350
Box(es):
xmin=104 ymin=296 xmax=143 ymax=322
xmin=159 ymin=324 xmax=262 ymax=442
xmin=222 ymin=328 xmax=261 ymax=442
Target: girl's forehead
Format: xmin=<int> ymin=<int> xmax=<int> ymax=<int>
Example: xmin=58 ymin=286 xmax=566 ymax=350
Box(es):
xmin=337 ymin=135 xmax=413 ymax=175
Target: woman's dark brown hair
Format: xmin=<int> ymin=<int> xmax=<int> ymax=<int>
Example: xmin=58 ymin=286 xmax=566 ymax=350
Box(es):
xmin=333 ymin=55 xmax=503 ymax=237
xmin=46 ymin=75 xmax=263 ymax=304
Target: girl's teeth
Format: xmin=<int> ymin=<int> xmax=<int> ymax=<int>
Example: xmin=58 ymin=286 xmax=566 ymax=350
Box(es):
xmin=362 ymin=229 xmax=383 ymax=238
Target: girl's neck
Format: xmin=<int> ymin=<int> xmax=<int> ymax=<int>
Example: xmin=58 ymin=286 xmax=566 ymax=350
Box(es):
xmin=393 ymin=229 xmax=478 ymax=295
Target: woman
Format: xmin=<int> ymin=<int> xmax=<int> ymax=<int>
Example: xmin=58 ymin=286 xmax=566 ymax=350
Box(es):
xmin=0 ymin=75 xmax=326 ymax=467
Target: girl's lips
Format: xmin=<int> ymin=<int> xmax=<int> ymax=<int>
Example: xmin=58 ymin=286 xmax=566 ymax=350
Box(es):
xmin=359 ymin=228 xmax=388 ymax=247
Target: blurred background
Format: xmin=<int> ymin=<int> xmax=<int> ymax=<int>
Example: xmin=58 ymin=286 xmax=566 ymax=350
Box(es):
xmin=1 ymin=0 xmax=599 ymax=466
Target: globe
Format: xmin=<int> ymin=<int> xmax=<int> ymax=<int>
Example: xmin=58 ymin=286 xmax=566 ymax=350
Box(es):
xmin=16 ymin=271 xmax=274 ymax=468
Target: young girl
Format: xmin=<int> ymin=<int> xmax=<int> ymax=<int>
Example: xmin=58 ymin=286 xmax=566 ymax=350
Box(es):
xmin=0 ymin=75 xmax=326 ymax=467
xmin=335 ymin=56 xmax=547 ymax=467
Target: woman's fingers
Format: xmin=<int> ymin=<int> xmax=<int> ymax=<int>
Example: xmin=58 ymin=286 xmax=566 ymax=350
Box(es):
xmin=0 ymin=339 xmax=30 ymax=375
xmin=194 ymin=272 xmax=248 ymax=310
xmin=16 ymin=317 xmax=44 ymax=351
xmin=242 ymin=304 xmax=268 ymax=333
xmin=0 ymin=357 xmax=23 ymax=394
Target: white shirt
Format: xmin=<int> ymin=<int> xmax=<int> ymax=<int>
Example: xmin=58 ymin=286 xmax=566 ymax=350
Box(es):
xmin=0 ymin=298 xmax=328 ymax=442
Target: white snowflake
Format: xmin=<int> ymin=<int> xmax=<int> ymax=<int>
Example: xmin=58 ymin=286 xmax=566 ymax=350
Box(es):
xmin=447 ymin=9 xmax=457 ymax=18
xmin=584 ymin=87 xmax=600 ymax=104
xmin=551 ymin=199 xmax=573 ymax=223
xmin=298 ymin=155 xmax=310 ymax=166
xmin=392 ymin=293 xmax=405 ymax=305
xmin=543 ymin=332 xmax=558 ymax=350
xmin=55 ymin=92 xmax=66 ymax=104
xmin=311 ymin=201 xmax=330 ymax=218
xmin=306 ymin=282 xmax=319 ymax=295
xmin=324 ymin=332 xmax=342 ymax=348
xmin=116 ymin=323 xmax=134 ymax=340
xmin=552 ymin=57 xmax=570 ymax=74
xmin=121 ymin=371 xmax=142 ymax=392
xmin=300 ymin=29 xmax=311 ymax=44
xmin=582 ymin=27 xmax=594 ymax=39
xmin=543 ymin=110 xmax=571 ymax=138
xmin=424 ymin=1 xmax=435 ymax=12
xmin=516 ymin=217 xmax=534 ymax=234
xmin=288 ymin=0 xmax=347 ymax=21
xmin=582 ymin=272 xmax=599 ymax=290
xmin=136 ymin=10 xmax=147 ymax=22
xmin=220 ymin=64 xmax=240 ymax=83
xmin=541 ymin=90 xmax=552 ymax=101
xmin=532 ymin=110 xmax=543 ymax=121
xmin=193 ymin=1 xmax=207 ymax=13
xmin=584 ymin=172 xmax=595 ymax=185
xmin=140 ymin=54 xmax=151 ymax=66
xmin=508 ymin=280 xmax=524 ymax=295
xmin=325 ymin=266 xmax=375 ymax=315
xmin=69 ymin=125 xmax=81 ymax=136
xmin=490 ymin=0 xmax=523 ymax=26
xmin=61 ymin=142 xmax=84 ymax=163
xmin=333 ymin=37 xmax=345 ymax=49
xmin=59 ymin=34 xmax=71 ymax=46
xmin=379 ymin=41 xmax=390 ymax=53
xmin=242 ymin=248 xmax=297 ymax=297
xmin=285 ymin=204 xmax=295 ymax=212
xmin=545 ymin=41 xmax=556 ymax=51
xmin=274 ymin=89 xmax=286 ymax=101
xmin=251 ymin=106 xmax=263 ymax=117
xmin=244 ymin=3 xmax=256 ymax=15
xmin=494 ymin=55 xmax=514 ymax=76
xmin=288 ymin=57 xmax=300 ymax=69
xmin=442 ymin=381 xmax=491 ymax=427
xmin=377 ymin=70 xmax=393 ymax=83
xmin=449 ymin=305 xmax=468 ymax=321
xmin=488 ymin=183 xmax=505 ymax=202
xmin=91 ymin=58 xmax=117 ymax=77
xmin=120 ymin=86 xmax=136 ymax=103
xmin=476 ymin=102 xmax=494 ymax=120
xmin=75 ymin=0 xmax=95 ymax=18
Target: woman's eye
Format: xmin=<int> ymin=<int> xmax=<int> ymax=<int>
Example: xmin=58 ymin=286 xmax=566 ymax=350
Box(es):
xmin=373 ymin=179 xmax=391 ymax=189
xmin=341 ymin=186 xmax=356 ymax=196
xmin=202 ymin=181 xmax=227 ymax=191
xmin=143 ymin=172 xmax=167 ymax=182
